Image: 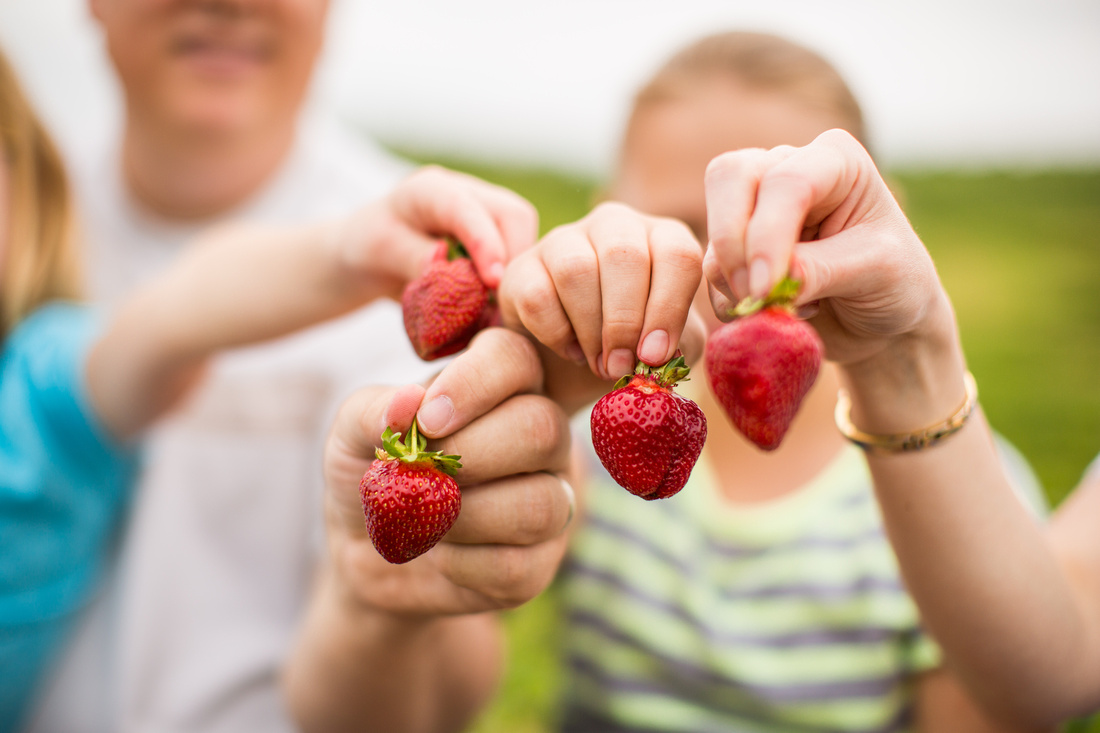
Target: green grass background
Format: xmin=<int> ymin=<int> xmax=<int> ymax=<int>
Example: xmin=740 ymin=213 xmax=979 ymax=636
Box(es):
xmin=403 ymin=154 xmax=1100 ymax=732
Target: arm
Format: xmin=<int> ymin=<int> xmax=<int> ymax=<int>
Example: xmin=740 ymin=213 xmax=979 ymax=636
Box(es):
xmin=702 ymin=129 xmax=1099 ymax=727
xmin=913 ymin=669 xmax=1057 ymax=733
xmin=86 ymin=166 xmax=538 ymax=439
xmin=498 ymin=200 xmax=706 ymax=415
xmin=282 ymin=328 xmax=575 ymax=733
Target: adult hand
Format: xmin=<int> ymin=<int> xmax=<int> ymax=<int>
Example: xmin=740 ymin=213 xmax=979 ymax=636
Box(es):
xmin=322 ymin=327 xmax=574 ymax=616
xmin=703 ymin=129 xmax=952 ymax=369
xmin=285 ymin=328 xmax=574 ymax=732
xmin=336 ymin=165 xmax=539 ymax=300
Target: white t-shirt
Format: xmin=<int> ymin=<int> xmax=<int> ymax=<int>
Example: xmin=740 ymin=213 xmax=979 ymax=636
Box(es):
xmin=26 ymin=115 xmax=439 ymax=733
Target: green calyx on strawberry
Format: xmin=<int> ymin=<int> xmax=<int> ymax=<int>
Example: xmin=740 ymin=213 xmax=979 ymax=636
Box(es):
xmin=359 ymin=419 xmax=463 ymax=564
xmin=704 ymin=276 xmax=823 ymax=451
xmin=590 ymin=354 xmax=708 ymax=500
xmin=402 ymin=237 xmax=498 ymax=361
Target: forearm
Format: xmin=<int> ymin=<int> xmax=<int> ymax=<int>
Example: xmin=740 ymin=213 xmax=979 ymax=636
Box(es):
xmin=283 ymin=565 xmax=503 ymax=733
xmin=88 ymin=220 xmax=383 ymax=438
xmin=841 ymin=299 xmax=1091 ymax=725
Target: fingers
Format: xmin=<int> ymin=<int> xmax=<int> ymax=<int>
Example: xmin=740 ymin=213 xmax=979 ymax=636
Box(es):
xmin=445 ymin=472 xmax=574 ymax=545
xmin=415 ymin=328 xmax=544 ymax=438
xmin=705 ymin=147 xmax=771 ymax=301
xmin=390 ymin=166 xmax=538 ymax=289
xmin=704 ymin=132 xmax=879 ymax=302
xmin=637 ymin=217 xmax=703 ymax=366
xmin=589 ymin=205 xmax=651 ymax=378
xmin=440 ymin=393 xmax=572 ymax=485
xmin=743 ymin=136 xmax=860 ymax=299
xmin=499 ymin=202 xmax=701 ymax=379
xmin=432 ymin=533 xmax=570 ymax=609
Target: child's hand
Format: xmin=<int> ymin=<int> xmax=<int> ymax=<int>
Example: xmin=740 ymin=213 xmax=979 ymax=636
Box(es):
xmin=703 ymin=129 xmax=949 ymax=368
xmin=336 ymin=165 xmax=539 ymax=300
xmin=498 ymin=201 xmax=703 ymax=381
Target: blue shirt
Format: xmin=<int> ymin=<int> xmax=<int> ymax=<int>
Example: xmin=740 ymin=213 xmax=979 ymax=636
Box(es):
xmin=0 ymin=303 xmax=139 ymax=733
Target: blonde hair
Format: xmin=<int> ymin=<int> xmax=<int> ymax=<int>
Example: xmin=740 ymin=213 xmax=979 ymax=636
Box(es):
xmin=630 ymin=31 xmax=868 ymax=149
xmin=0 ymin=48 xmax=81 ymax=341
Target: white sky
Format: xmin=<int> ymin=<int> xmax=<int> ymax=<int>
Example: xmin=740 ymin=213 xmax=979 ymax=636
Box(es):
xmin=2 ymin=0 xmax=1099 ymax=177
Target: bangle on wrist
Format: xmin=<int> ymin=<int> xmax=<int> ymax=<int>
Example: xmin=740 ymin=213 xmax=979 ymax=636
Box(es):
xmin=835 ymin=371 xmax=978 ymax=455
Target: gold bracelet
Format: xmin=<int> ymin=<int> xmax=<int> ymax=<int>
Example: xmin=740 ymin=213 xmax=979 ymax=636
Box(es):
xmin=835 ymin=371 xmax=978 ymax=454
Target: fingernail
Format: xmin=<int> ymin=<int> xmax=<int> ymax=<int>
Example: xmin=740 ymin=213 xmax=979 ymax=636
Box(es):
xmin=749 ymin=258 xmax=771 ymax=299
xmin=565 ymin=340 xmax=586 ymax=364
xmin=486 ymin=262 xmax=504 ymax=287
xmin=607 ymin=349 xmax=635 ymax=379
xmin=796 ymin=301 xmax=820 ymax=319
xmin=731 ymin=267 xmax=750 ymax=300
xmin=416 ymin=395 xmax=454 ymax=436
xmin=638 ymin=330 xmax=669 ymax=365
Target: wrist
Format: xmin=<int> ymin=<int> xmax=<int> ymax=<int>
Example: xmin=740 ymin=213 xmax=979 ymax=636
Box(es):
xmin=838 ymin=294 xmax=969 ymax=436
xmin=325 ymin=548 xmax=446 ymax=637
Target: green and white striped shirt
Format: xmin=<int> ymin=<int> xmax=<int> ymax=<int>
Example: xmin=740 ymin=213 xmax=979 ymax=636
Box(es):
xmin=560 ymin=440 xmax=1044 ymax=733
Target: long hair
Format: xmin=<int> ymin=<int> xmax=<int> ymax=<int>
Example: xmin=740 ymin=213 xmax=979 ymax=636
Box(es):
xmin=0 ymin=48 xmax=81 ymax=341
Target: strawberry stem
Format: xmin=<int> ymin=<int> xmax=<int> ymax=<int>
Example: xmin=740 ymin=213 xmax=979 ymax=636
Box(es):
xmin=445 ymin=236 xmax=471 ymax=261
xmin=614 ymin=353 xmax=691 ymax=390
xmin=729 ymin=276 xmax=802 ymax=318
xmin=376 ymin=419 xmax=463 ymax=476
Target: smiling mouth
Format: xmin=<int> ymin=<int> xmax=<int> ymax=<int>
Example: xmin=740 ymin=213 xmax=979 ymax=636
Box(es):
xmin=170 ymin=34 xmax=274 ymax=74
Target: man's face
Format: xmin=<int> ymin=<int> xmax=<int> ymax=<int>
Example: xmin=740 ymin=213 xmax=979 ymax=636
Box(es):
xmin=90 ymin=0 xmax=330 ymax=136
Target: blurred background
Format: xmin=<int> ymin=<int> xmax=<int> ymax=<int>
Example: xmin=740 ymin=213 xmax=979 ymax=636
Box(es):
xmin=2 ymin=1 xmax=1098 ymax=731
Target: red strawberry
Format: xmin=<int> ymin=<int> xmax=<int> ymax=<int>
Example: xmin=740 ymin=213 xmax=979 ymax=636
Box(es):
xmin=403 ymin=238 xmax=495 ymax=361
xmin=705 ymin=279 xmax=823 ymax=451
xmin=359 ymin=420 xmax=462 ymax=564
xmin=590 ymin=356 xmax=707 ymax=500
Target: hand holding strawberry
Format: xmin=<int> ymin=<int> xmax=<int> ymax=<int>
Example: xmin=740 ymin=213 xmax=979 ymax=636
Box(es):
xmin=359 ymin=420 xmax=462 ymax=564
xmin=590 ymin=355 xmax=707 ymax=500
xmin=498 ymin=201 xmax=705 ymax=415
xmin=705 ymin=278 xmax=823 ymax=451
xmin=291 ymin=330 xmax=573 ymax=729
xmin=321 ymin=328 xmax=572 ymax=615
xmin=702 ymin=130 xmax=968 ymax=443
xmin=331 ymin=164 xmax=535 ymax=314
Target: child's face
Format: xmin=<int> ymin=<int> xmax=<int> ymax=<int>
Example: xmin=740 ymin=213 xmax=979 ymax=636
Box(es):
xmin=611 ymin=80 xmax=848 ymax=329
xmin=90 ymin=0 xmax=329 ymax=137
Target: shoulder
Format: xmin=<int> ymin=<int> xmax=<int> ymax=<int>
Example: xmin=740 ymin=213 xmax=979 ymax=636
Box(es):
xmin=2 ymin=302 xmax=128 ymax=462
xmin=3 ymin=303 xmax=100 ymax=377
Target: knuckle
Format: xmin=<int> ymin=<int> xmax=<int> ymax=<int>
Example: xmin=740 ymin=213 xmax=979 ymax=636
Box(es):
xmin=550 ymin=250 xmax=598 ymax=290
xmin=705 ymin=147 xmax=767 ymax=185
xmin=517 ymin=397 xmax=569 ymax=465
xmin=483 ymin=547 xmax=537 ymax=606
xmin=498 ymin=329 xmax=543 ymax=378
xmin=602 ymin=312 xmax=642 ymax=340
xmin=588 ymin=200 xmax=634 ymax=221
xmin=513 ymin=476 xmax=562 ymax=544
xmin=762 ymin=168 xmax=815 ymax=211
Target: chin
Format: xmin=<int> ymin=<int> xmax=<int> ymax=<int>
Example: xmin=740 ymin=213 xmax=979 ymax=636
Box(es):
xmin=165 ymin=90 xmax=273 ymax=139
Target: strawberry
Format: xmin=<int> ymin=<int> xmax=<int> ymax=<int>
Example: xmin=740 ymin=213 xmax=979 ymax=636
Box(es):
xmin=402 ymin=237 xmax=496 ymax=361
xmin=590 ymin=355 xmax=707 ymax=500
xmin=705 ymin=278 xmax=823 ymax=451
xmin=359 ymin=420 xmax=462 ymax=564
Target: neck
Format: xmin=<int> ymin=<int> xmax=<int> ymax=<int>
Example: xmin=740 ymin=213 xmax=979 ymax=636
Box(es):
xmin=686 ymin=363 xmax=848 ymax=505
xmin=121 ymin=114 xmax=297 ymax=222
